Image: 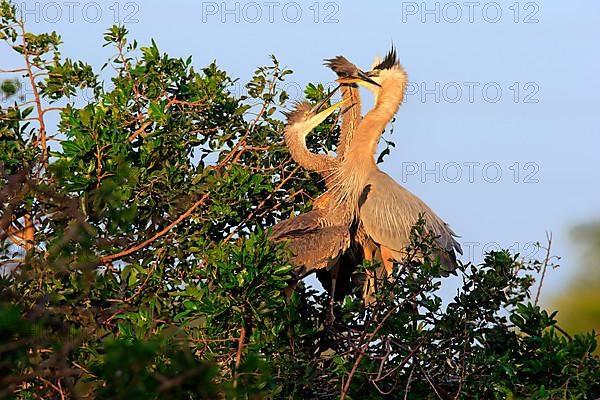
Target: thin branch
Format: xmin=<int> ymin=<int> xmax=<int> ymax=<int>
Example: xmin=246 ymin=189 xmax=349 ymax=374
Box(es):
xmin=233 ymin=325 xmax=246 ymax=389
xmin=0 ymin=258 xmax=25 ymax=266
xmin=18 ymin=16 xmax=48 ymax=169
xmin=341 ymin=266 xmax=426 ymax=399
xmin=375 ymin=342 xmax=423 ymax=382
xmin=5 ymin=229 xmax=26 ymax=247
xmin=128 ymin=120 xmax=152 ymax=142
xmin=37 ymin=377 xmax=65 ymax=400
xmin=0 ymin=67 xmax=28 ymax=73
xmin=453 ymin=323 xmax=468 ymax=400
xmin=123 ymin=262 xmax=157 ymax=302
xmin=40 ymin=107 xmax=64 ymax=115
xmin=100 ymin=193 xmax=209 ymax=264
xmin=0 ymin=116 xmax=39 ymax=122
xmin=340 ymin=300 xmax=408 ymax=399
xmin=403 ymin=364 xmax=416 ymax=400
xmin=32 ymin=71 xmax=49 ymax=79
xmin=14 ymin=100 xmax=38 ymax=107
xmin=535 ymin=232 xmax=553 ymax=306
xmin=419 ymin=365 xmax=445 ymax=400
xmin=554 ymin=324 xmax=573 ymax=341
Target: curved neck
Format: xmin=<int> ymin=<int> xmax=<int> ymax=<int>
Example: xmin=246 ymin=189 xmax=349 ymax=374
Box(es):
xmin=336 ymin=85 xmax=361 ymax=160
xmin=345 ymin=76 xmax=405 ymax=170
xmin=284 ymin=124 xmax=337 ymax=180
xmin=333 ymin=73 xmax=407 ymax=217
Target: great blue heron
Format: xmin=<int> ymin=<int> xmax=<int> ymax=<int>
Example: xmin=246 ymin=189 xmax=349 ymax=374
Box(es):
xmin=272 ymin=55 xmax=387 ymax=304
xmin=270 ymin=92 xmax=354 ymax=301
xmin=329 ymin=48 xmax=462 ymax=296
xmin=315 ymin=55 xmax=387 ymax=299
xmin=271 ymin=79 xmax=380 ymax=305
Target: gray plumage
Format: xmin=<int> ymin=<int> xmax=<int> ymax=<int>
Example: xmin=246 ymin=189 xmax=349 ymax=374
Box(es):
xmin=270 ymin=208 xmax=349 ymax=278
xmin=324 ymin=56 xmax=362 ymax=79
xmin=358 ymin=172 xmax=462 ymax=273
xmin=329 ymin=48 xmax=462 ymax=281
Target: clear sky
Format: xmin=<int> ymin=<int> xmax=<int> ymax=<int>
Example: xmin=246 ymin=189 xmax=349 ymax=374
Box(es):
xmin=4 ymin=0 xmax=600 ymax=301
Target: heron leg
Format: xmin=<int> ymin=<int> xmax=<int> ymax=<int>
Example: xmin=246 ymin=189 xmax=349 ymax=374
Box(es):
xmin=362 ymin=246 xmax=375 ymax=305
xmin=284 ymin=280 xmax=298 ymax=302
xmin=327 ymin=265 xmax=339 ymax=325
xmin=380 ymin=246 xmax=395 ymax=277
xmin=374 ymin=246 xmax=399 ymax=305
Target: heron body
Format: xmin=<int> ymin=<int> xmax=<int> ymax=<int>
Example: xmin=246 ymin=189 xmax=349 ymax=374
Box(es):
xmin=270 ymin=207 xmax=350 ymax=277
xmin=357 ymin=171 xmax=461 ymax=270
xmin=270 ymin=190 xmax=349 ymax=278
xmin=271 ymin=80 xmax=379 ymax=302
xmin=330 ymin=48 xmax=462 ymax=296
xmin=272 ymin=48 xmax=461 ymax=306
xmin=319 ymin=55 xmax=388 ymax=299
xmin=269 ymin=95 xmax=356 ymax=303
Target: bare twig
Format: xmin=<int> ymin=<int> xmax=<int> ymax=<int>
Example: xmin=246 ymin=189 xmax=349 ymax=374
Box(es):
xmin=123 ymin=262 xmax=157 ymax=303
xmin=453 ymin=322 xmax=468 ymax=400
xmin=127 ymin=120 xmax=152 ymax=142
xmin=340 ymin=288 xmax=424 ymax=399
xmin=100 ymin=193 xmax=209 ymax=264
xmin=554 ymin=323 xmax=573 ymax=341
xmin=419 ymin=365 xmax=445 ymax=400
xmin=534 ymin=232 xmax=553 ymax=306
xmin=0 ymin=258 xmax=25 ymax=266
xmin=403 ymin=364 xmax=416 ymax=400
xmin=0 ymin=67 xmax=28 ymax=73
xmin=18 ymin=16 xmax=47 ymax=169
xmin=37 ymin=377 xmax=66 ymax=400
xmin=233 ymin=325 xmax=247 ymax=389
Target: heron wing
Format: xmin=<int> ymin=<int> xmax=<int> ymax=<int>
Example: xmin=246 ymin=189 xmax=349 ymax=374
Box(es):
xmin=270 ymin=209 xmax=326 ymax=240
xmin=359 ymin=171 xmax=462 ymax=268
xmin=270 ymin=210 xmax=350 ymax=276
xmin=281 ymin=225 xmax=350 ymax=277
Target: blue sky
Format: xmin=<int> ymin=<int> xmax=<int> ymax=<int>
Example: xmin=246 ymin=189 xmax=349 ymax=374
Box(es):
xmin=4 ymin=0 xmax=600 ymax=302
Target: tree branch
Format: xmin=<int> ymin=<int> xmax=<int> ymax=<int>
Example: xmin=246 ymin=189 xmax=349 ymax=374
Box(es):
xmin=100 ymin=193 xmax=209 ymax=264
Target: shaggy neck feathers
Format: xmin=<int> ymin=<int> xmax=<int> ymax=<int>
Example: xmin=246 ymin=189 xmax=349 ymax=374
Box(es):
xmin=333 ymin=69 xmax=407 ymax=219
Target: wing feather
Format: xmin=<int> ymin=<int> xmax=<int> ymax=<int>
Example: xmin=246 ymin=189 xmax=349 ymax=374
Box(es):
xmin=270 ymin=210 xmax=350 ymax=277
xmin=359 ymin=171 xmax=462 ymax=270
xmin=270 ymin=209 xmax=326 ymax=240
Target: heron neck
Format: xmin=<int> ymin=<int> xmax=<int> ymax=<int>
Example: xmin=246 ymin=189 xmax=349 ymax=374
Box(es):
xmin=284 ymin=125 xmax=337 ymax=180
xmin=345 ymin=76 xmax=405 ymax=170
xmin=336 ymin=85 xmax=361 ymax=160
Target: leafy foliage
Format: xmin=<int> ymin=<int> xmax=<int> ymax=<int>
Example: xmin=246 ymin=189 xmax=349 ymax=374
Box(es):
xmin=1 ymin=1 xmax=599 ymax=398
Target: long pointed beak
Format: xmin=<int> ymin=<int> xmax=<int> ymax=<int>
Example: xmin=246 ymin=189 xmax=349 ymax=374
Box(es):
xmin=358 ymin=70 xmax=381 ymax=86
xmin=309 ymin=96 xmax=351 ymax=127
xmin=317 ymin=96 xmax=351 ymax=117
xmin=311 ymin=85 xmax=341 ymax=114
xmin=335 ymin=70 xmax=381 ymax=87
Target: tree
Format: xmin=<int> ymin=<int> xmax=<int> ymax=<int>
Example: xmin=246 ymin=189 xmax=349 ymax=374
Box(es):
xmin=551 ymin=222 xmax=600 ymax=346
xmin=1 ymin=2 xmax=599 ymax=398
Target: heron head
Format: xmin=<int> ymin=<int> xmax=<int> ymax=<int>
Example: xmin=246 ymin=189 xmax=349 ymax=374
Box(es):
xmin=283 ymin=88 xmax=349 ymax=136
xmin=326 ymin=47 xmax=406 ymax=97
xmin=324 ymin=55 xmax=381 ymax=88
xmin=366 ymin=47 xmax=406 ymax=87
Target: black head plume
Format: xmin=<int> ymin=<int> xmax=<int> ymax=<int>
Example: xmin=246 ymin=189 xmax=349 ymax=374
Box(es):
xmin=373 ymin=46 xmax=399 ymax=70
